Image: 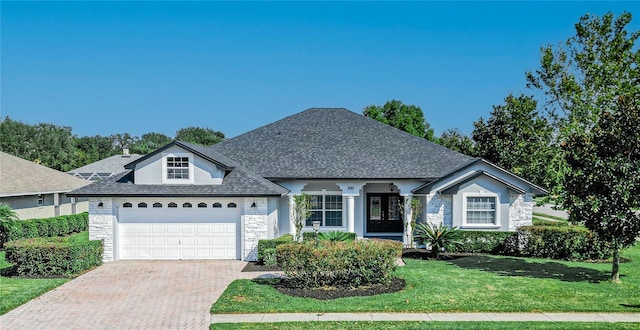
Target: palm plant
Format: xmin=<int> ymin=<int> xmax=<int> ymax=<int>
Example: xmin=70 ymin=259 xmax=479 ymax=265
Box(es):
xmin=318 ymin=231 xmax=354 ymax=242
xmin=413 ymin=222 xmax=462 ymax=259
xmin=0 ymin=203 xmax=19 ymax=222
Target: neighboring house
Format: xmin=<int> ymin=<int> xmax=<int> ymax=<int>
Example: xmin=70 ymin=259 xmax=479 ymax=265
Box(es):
xmin=68 ymin=150 xmax=143 ymax=181
xmin=68 ymin=108 xmax=546 ymax=262
xmin=0 ymin=151 xmax=90 ymax=220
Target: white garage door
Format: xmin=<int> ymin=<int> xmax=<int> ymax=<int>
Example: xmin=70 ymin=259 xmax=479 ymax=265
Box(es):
xmin=118 ymin=201 xmax=240 ymax=260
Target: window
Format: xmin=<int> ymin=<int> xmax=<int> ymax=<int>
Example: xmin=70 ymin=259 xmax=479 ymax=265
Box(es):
xmin=227 ymin=202 xmax=237 ymax=208
xmin=138 ymin=202 xmax=147 ymax=208
xmin=166 ymin=156 xmax=189 ymax=179
xmin=153 ymin=202 xmax=162 ymax=208
xmin=183 ymin=202 xmax=192 ymax=208
xmin=197 ymin=202 xmax=207 ymax=208
xmin=37 ymin=194 xmax=44 ymax=206
xmin=465 ymin=196 xmax=497 ymax=224
xmin=168 ymin=202 xmax=177 ymax=208
xmin=212 ymin=202 xmax=222 ymax=208
xmin=123 ymin=202 xmax=133 ymax=208
xmin=306 ymin=194 xmax=343 ymax=227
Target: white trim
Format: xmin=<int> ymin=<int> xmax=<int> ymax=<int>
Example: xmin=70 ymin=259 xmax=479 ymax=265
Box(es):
xmin=161 ymin=152 xmax=195 ymax=184
xmin=461 ymin=192 xmax=500 ymax=227
xmin=304 ymin=190 xmax=345 ymax=229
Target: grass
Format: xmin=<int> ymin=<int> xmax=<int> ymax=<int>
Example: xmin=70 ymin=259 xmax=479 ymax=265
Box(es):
xmin=533 ymin=212 xmax=568 ymax=222
xmin=211 ymin=321 xmax=640 ymax=329
xmin=212 ymin=244 xmax=640 ymax=314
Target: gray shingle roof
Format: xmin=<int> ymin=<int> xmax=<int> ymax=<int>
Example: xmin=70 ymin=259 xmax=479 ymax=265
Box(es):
xmin=212 ymin=108 xmax=474 ymax=179
xmin=69 ymin=153 xmax=143 ymax=175
xmin=1 ymin=151 xmax=90 ymax=197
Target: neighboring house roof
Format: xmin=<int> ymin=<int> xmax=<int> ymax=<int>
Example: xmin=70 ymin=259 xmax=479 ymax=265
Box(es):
xmin=212 ymin=108 xmax=475 ymax=179
xmin=0 ymin=151 xmax=90 ymax=197
xmin=68 ymin=153 xmax=143 ymax=181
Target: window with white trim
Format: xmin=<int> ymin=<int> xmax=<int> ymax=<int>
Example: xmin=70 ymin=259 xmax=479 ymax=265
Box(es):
xmin=166 ymin=156 xmax=189 ymax=179
xmin=465 ymin=196 xmax=497 ymax=224
xmin=306 ymin=193 xmax=343 ymax=227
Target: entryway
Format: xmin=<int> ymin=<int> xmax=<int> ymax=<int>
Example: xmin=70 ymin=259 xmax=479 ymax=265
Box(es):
xmin=366 ymin=193 xmax=403 ymax=234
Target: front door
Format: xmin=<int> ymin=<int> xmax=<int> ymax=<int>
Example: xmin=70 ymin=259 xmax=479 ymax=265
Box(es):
xmin=367 ymin=194 xmax=403 ymax=233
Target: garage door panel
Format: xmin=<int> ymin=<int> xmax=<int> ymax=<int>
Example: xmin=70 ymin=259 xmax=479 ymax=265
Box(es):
xmin=118 ymin=203 xmax=240 ymax=260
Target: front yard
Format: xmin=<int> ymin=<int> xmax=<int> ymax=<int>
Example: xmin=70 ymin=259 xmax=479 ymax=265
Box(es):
xmin=212 ymin=244 xmax=640 ymax=314
xmin=0 ymin=251 xmax=69 ymax=315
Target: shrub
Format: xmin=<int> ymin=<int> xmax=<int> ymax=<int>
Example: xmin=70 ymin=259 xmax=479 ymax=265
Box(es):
xmin=303 ymin=231 xmax=356 ymax=242
xmin=504 ymin=225 xmax=611 ymax=261
xmin=414 ymin=222 xmax=462 ymax=259
xmin=276 ymin=239 xmax=402 ymax=289
xmin=262 ymin=248 xmax=278 ymax=266
xmin=533 ymin=218 xmax=569 ymax=227
xmin=4 ymin=231 xmax=103 ymax=277
xmin=0 ymin=212 xmax=88 ymax=246
xmin=257 ymin=234 xmax=293 ymax=263
xmin=445 ymin=231 xmax=516 ymax=254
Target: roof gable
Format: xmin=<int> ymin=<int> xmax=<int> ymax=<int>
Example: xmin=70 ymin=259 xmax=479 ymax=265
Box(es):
xmin=212 ymin=108 xmax=474 ymax=179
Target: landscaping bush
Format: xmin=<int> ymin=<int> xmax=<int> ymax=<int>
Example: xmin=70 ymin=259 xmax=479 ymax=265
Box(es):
xmin=532 ymin=218 xmax=569 ymax=227
xmin=0 ymin=212 xmax=88 ymax=246
xmin=445 ymin=231 xmax=516 ymax=254
xmin=4 ymin=231 xmax=103 ymax=277
xmin=276 ymin=239 xmax=402 ymax=289
xmin=504 ymin=225 xmax=611 ymax=261
xmin=303 ymin=231 xmax=356 ymax=242
xmin=257 ymin=234 xmax=293 ymax=263
xmin=262 ymin=248 xmax=278 ymax=266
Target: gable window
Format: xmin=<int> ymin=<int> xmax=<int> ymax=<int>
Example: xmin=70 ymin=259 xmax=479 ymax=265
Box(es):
xmin=227 ymin=202 xmax=237 ymax=208
xmin=306 ymin=193 xmax=343 ymax=227
xmin=168 ymin=202 xmax=177 ymax=208
xmin=212 ymin=202 xmax=222 ymax=208
xmin=463 ymin=194 xmax=499 ymax=226
xmin=123 ymin=202 xmax=133 ymax=208
xmin=138 ymin=202 xmax=147 ymax=208
xmin=153 ymin=202 xmax=162 ymax=208
xmin=166 ymin=156 xmax=189 ymax=179
xmin=197 ymin=202 xmax=207 ymax=208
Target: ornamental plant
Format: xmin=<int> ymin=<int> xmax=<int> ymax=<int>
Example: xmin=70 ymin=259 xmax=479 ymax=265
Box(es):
xmin=414 ymin=222 xmax=462 ymax=259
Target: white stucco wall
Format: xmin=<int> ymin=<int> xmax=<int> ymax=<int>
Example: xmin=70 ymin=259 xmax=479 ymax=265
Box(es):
xmin=133 ymin=145 xmax=225 ymax=185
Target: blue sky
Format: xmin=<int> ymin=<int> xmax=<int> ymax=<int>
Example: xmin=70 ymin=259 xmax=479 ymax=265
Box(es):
xmin=1 ymin=1 xmax=637 ymax=139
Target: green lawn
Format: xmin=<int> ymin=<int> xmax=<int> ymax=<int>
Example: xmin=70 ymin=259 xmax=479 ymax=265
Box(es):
xmin=0 ymin=250 xmax=69 ymax=315
xmin=212 ymin=244 xmax=640 ymax=314
xmin=211 ymin=321 xmax=640 ymax=330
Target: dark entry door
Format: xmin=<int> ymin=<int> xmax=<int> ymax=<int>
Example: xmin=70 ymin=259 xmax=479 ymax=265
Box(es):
xmin=367 ymin=194 xmax=403 ymax=233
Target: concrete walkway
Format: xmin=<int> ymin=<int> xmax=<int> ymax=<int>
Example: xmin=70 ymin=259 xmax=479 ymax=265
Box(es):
xmin=211 ymin=312 xmax=640 ymax=324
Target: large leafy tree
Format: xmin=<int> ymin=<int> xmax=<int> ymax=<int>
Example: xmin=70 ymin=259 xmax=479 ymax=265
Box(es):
xmin=363 ymin=100 xmax=435 ymax=141
xmin=175 ymin=127 xmax=225 ymax=146
xmin=437 ymin=128 xmax=475 ymax=156
xmin=527 ymin=12 xmax=640 ymax=282
xmin=75 ymin=135 xmax=119 ymax=166
xmin=472 ymin=94 xmax=555 ymax=188
xmin=131 ymin=132 xmax=172 ymax=154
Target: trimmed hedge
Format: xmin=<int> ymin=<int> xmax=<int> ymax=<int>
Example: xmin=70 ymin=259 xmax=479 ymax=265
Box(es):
xmin=4 ymin=231 xmax=103 ymax=277
xmin=276 ymin=239 xmax=402 ymax=288
xmin=303 ymin=231 xmax=356 ymax=242
xmin=257 ymin=234 xmax=293 ymax=263
xmin=504 ymin=225 xmax=611 ymax=261
xmin=445 ymin=231 xmax=516 ymax=254
xmin=0 ymin=213 xmax=89 ymax=247
xmin=532 ymin=218 xmax=569 ymax=227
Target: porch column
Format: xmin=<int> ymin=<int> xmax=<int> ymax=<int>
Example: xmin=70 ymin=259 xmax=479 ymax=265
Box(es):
xmin=288 ymin=195 xmax=296 ymax=236
xmin=403 ymin=194 xmax=413 ymax=247
xmin=346 ymin=196 xmax=355 ymax=232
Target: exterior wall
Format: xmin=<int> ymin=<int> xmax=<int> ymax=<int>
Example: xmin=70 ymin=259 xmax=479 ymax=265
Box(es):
xmin=267 ymin=198 xmax=279 ymax=238
xmin=134 ymin=145 xmax=225 ymax=185
xmin=89 ymin=198 xmax=117 ymax=262
xmin=242 ymin=198 xmax=268 ymax=261
xmin=451 ymin=177 xmax=511 ymax=230
xmin=425 ymin=194 xmax=453 ymax=227
xmin=2 ymin=194 xmax=88 ymax=220
xmin=509 ymin=193 xmax=534 ymax=230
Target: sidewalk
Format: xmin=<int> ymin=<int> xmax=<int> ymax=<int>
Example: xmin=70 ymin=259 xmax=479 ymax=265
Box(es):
xmin=211 ymin=312 xmax=640 ymax=324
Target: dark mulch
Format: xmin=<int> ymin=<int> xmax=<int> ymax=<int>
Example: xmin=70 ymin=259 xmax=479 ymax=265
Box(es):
xmin=242 ymin=261 xmax=282 ymax=272
xmin=270 ymin=277 xmax=406 ymax=300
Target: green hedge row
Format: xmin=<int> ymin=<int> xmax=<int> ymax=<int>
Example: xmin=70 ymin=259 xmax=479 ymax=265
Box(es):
xmin=0 ymin=213 xmax=88 ymax=247
xmin=532 ymin=218 xmax=569 ymax=227
xmin=257 ymin=234 xmax=293 ymax=262
xmin=504 ymin=226 xmax=611 ymax=261
xmin=445 ymin=231 xmax=516 ymax=254
xmin=276 ymin=239 xmax=402 ymax=288
xmin=4 ymin=231 xmax=103 ymax=277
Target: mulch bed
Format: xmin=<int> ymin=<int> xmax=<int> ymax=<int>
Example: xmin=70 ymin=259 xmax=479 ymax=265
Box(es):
xmin=270 ymin=277 xmax=406 ymax=300
xmin=242 ymin=261 xmax=282 ymax=272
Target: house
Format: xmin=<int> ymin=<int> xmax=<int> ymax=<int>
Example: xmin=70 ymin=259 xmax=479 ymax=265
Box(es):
xmin=68 ymin=150 xmax=143 ymax=181
xmin=68 ymin=108 xmax=546 ymax=262
xmin=0 ymin=151 xmax=90 ymax=220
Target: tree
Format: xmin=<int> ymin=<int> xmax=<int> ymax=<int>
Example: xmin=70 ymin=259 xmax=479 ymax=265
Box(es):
xmin=527 ymin=12 xmax=640 ymax=282
xmin=472 ymin=94 xmax=555 ymax=188
xmin=0 ymin=203 xmax=19 ymax=222
xmin=363 ymin=100 xmax=435 ymax=141
xmin=75 ymin=135 xmax=119 ymax=167
xmin=131 ymin=132 xmax=172 ymax=154
xmin=110 ymin=133 xmax=139 ymax=153
xmin=437 ymin=129 xmax=475 ymax=156
xmin=291 ymin=194 xmax=312 ymax=242
xmin=175 ymin=127 xmax=225 ymax=146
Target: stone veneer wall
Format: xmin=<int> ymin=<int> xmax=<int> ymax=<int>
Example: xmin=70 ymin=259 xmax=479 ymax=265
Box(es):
xmin=242 ymin=198 xmax=268 ymax=261
xmin=425 ymin=194 xmax=453 ymax=227
xmin=89 ymin=199 xmax=116 ymax=262
xmin=509 ymin=193 xmax=534 ymax=230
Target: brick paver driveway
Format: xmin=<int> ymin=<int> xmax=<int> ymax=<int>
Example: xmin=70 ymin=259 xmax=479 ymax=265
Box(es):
xmin=1 ymin=260 xmax=268 ymax=330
